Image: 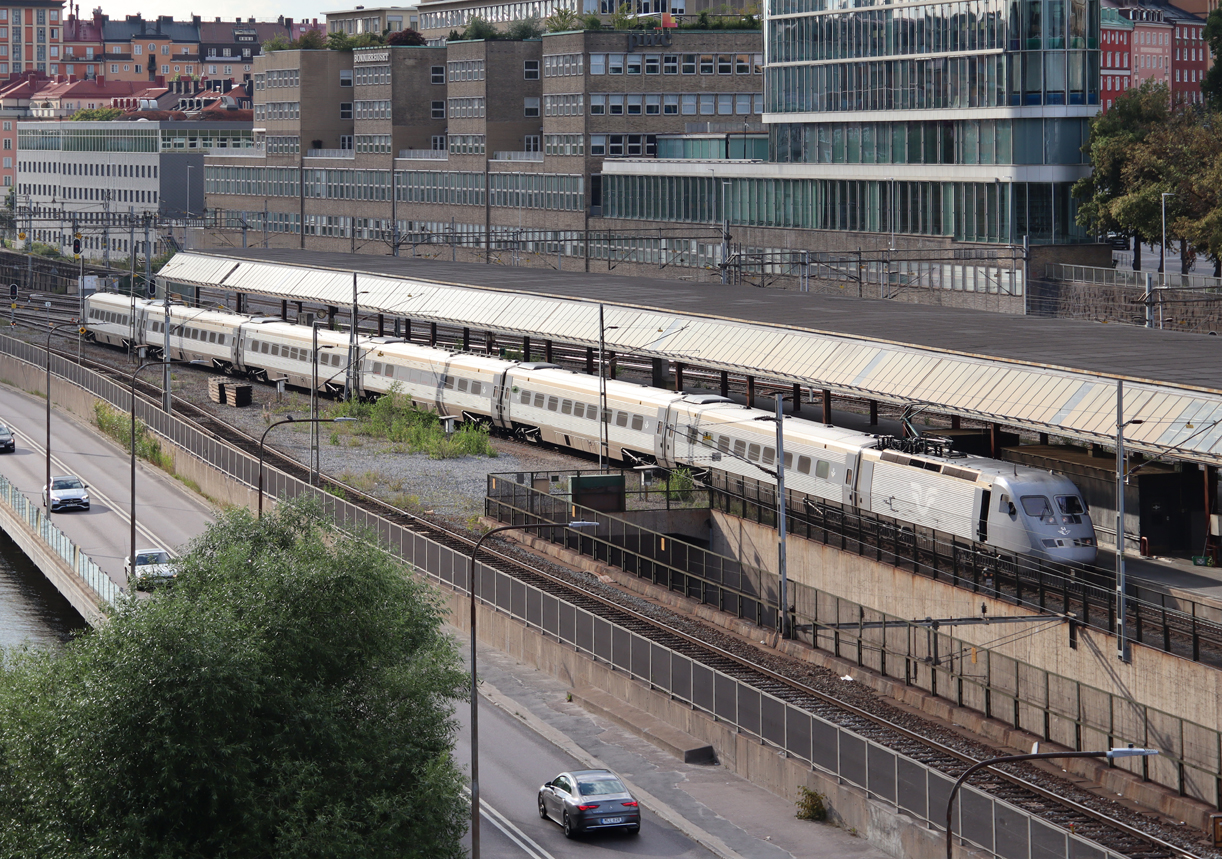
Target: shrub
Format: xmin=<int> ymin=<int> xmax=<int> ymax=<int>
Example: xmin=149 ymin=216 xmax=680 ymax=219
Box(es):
xmin=795 ymin=786 xmax=828 ymax=821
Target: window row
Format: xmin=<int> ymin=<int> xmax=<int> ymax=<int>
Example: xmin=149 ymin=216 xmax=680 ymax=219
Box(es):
xmin=591 ymin=92 xmax=763 ymax=116
xmin=767 ymin=51 xmax=1099 ymax=113
xmin=590 ymin=134 xmax=657 ymax=157
xmin=355 ymin=64 xmax=391 ymax=86
xmin=206 ymin=165 xmax=302 ymax=198
xmin=258 ymin=68 xmax=299 ymax=88
xmin=449 ymin=97 xmax=485 ymax=118
xmin=544 ymin=93 xmax=583 ymax=116
xmin=544 ymin=53 xmax=583 ymax=77
xmin=302 ymin=168 xmax=393 ymax=201
xmin=604 ymin=173 xmax=1089 ymax=244
xmin=266 ymin=136 xmax=300 ymax=154
xmin=448 ymin=59 xmax=485 ymax=81
xmin=255 ymin=102 xmax=300 ymax=121
xmin=488 ymin=172 xmax=584 ymax=211
xmin=769 ymin=117 xmax=1088 ymax=167
xmin=355 ymin=134 xmax=392 ymax=153
xmin=450 ymin=134 xmax=485 ymax=155
xmin=354 ymin=100 xmax=391 ymax=120
xmin=544 ymin=134 xmax=584 ymax=156
xmin=590 ymin=52 xmax=762 ymax=76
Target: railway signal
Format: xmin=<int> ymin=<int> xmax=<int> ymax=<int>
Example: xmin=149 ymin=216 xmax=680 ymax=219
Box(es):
xmin=8 ymin=284 xmax=15 ymax=301
xmin=72 ymin=238 xmax=81 ymax=257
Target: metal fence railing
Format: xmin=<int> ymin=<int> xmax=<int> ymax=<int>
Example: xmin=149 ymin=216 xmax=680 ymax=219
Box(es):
xmin=487 ymin=468 xmax=1222 ymax=808
xmin=0 ymin=469 xmax=119 ymax=607
xmin=0 ymin=333 xmax=1145 ymax=859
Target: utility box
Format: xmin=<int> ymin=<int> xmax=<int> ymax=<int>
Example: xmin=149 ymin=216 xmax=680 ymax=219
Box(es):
xmin=1211 ymin=813 xmax=1222 ymax=847
xmin=570 ymin=474 xmax=626 ymax=513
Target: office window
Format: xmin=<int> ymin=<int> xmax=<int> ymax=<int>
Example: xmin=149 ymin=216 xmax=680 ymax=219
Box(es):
xmin=608 ymin=53 xmax=623 ymax=74
xmin=608 ymin=93 xmax=624 ymax=115
xmin=735 ymin=93 xmax=751 ymax=114
xmin=431 ymin=100 xmax=445 ymax=118
xmin=590 ymin=93 xmax=605 ymax=115
xmin=626 ymin=93 xmax=642 ymax=115
xmin=663 ymin=93 xmax=678 ymax=114
xmin=699 ymin=93 xmax=714 ymax=114
xmin=682 ymin=54 xmax=697 ymax=74
xmin=645 ymin=93 xmax=660 ymax=114
xmin=590 ymin=53 xmax=605 ymax=74
xmin=681 ymin=93 xmax=697 ymax=114
xmin=717 ymin=93 xmax=732 ymax=114
xmin=523 ymin=97 xmax=540 ymax=117
xmin=133 ymin=45 xmax=142 ymax=55
xmin=626 ymin=54 xmax=641 ymax=74
xmin=340 ymin=69 xmax=352 ymax=86
xmin=718 ymin=55 xmax=732 ymax=74
xmin=340 ymin=102 xmax=352 ymax=119
xmin=644 ymin=54 xmax=660 ymax=74
xmin=162 ymin=45 xmax=169 ymax=55
xmin=700 ymin=54 xmax=714 ymax=74
xmin=523 ymin=59 xmax=539 ymax=79
xmin=663 ymin=54 xmax=678 ymax=74
xmin=431 ymin=65 xmax=444 ymax=83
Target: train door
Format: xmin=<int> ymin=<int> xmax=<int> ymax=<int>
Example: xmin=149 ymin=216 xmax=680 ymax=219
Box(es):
xmin=853 ymin=458 xmax=872 ymax=509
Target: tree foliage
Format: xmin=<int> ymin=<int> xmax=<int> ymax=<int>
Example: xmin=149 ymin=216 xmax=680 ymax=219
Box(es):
xmin=0 ymin=499 xmax=469 ymax=859
xmin=505 ymin=15 xmax=543 ymax=39
xmin=544 ymin=8 xmax=582 ymax=31
xmin=1203 ymin=8 xmax=1222 ymax=110
xmin=459 ymin=16 xmax=499 ymax=40
xmin=69 ymin=107 xmax=123 ymax=121
xmin=386 ymin=28 xmax=428 ymax=46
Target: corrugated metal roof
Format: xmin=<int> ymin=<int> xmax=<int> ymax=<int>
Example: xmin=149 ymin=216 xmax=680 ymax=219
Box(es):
xmin=159 ymin=251 xmax=1222 ymax=466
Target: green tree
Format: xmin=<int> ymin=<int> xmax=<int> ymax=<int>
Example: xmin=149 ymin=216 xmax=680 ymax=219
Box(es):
xmin=1073 ymin=80 xmax=1170 ymax=270
xmin=261 ymin=33 xmax=290 ymax=52
xmin=386 ymin=28 xmax=427 ymax=46
xmin=545 ymin=8 xmax=581 ymax=31
xmin=294 ymin=28 xmax=327 ymax=49
xmin=505 ymin=15 xmax=543 ymax=39
xmin=461 ymin=16 xmax=499 ymax=40
xmin=1203 ymin=8 xmax=1222 ymax=110
xmin=0 ymin=499 xmax=469 ymax=859
xmin=326 ymin=30 xmax=353 ymax=50
xmin=69 ymin=107 xmax=123 ymax=121
xmin=610 ymin=2 xmax=636 ymax=30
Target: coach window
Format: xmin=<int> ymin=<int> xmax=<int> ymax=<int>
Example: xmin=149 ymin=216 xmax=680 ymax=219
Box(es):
xmin=733 ymin=439 xmax=747 ymax=458
xmin=630 ymin=414 xmax=643 ymax=430
xmin=561 ymin=399 xmax=573 ymax=415
xmin=815 ymin=460 xmax=830 ymax=479
xmin=547 ymin=396 xmax=559 ymax=411
xmin=797 ymin=455 xmax=811 ymax=474
xmin=762 ymin=446 xmax=775 ymax=466
xmin=573 ymin=402 xmax=585 ymax=418
xmin=747 ymin=443 xmax=760 ymax=461
xmin=615 ymin=412 xmax=628 ymax=427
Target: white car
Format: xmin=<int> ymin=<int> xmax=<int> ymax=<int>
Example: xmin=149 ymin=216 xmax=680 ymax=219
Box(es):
xmin=43 ymin=475 xmax=90 ymax=512
xmin=126 ymin=549 xmax=175 ymax=589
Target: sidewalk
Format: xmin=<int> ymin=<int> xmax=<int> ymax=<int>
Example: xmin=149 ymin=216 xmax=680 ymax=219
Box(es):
xmin=473 ymin=640 xmax=892 ymax=859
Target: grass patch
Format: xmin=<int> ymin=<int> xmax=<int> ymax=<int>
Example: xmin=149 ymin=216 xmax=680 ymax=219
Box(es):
xmin=662 ymin=467 xmax=698 ymax=503
xmin=325 ymin=385 xmax=497 ymax=459
xmin=93 ymin=402 xmax=174 ymax=472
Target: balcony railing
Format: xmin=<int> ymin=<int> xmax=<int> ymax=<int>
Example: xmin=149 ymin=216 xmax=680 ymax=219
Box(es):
xmin=491 ymin=150 xmax=543 ymax=162
xmin=397 ymin=149 xmax=448 ymax=160
xmin=305 ymin=148 xmax=355 ymax=159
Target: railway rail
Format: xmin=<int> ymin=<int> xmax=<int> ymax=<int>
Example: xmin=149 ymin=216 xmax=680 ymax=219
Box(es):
xmin=38 ymin=338 xmax=1211 ymax=859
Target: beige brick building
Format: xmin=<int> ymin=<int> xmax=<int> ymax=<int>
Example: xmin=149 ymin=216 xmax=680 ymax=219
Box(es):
xmin=204 ymin=30 xmax=763 ymax=256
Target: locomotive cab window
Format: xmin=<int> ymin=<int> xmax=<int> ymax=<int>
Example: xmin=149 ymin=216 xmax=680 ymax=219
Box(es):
xmin=1021 ymin=496 xmax=1055 ymax=521
xmin=1056 ymin=495 xmax=1087 ymax=523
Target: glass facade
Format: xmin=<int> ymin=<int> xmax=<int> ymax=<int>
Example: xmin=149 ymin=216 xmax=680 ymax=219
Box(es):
xmin=605 ymin=173 xmax=1083 ymax=244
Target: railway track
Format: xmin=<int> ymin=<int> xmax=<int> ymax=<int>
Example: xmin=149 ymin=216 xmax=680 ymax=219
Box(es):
xmin=45 ymin=341 xmax=1210 ymax=859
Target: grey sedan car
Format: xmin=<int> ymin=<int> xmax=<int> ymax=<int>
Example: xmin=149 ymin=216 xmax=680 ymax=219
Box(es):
xmin=42 ymin=475 xmax=90 ymax=512
xmin=537 ymin=768 xmax=640 ymax=838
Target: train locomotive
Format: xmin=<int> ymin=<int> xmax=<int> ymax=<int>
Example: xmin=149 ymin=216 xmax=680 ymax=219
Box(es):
xmin=85 ymin=291 xmax=1098 ymax=565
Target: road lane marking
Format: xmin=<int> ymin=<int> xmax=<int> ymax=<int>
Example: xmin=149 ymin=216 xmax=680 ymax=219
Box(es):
xmin=462 ymin=786 xmax=558 ymax=859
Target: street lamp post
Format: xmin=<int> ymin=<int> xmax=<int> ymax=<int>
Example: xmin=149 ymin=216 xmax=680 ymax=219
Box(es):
xmin=754 ymin=394 xmax=791 ymax=637
xmin=1115 ymin=379 xmax=1144 ymax=663
xmin=468 ymin=519 xmax=598 ymax=859
xmin=43 ymin=319 xmax=80 ymax=511
xmin=130 ymin=355 xmax=169 ymax=590
xmin=258 ymin=415 xmax=358 ymax=518
xmin=1160 ymin=191 xmax=1175 ymax=276
xmin=310 ymin=324 xmax=340 ymax=486
xmin=945 ymin=747 xmax=1157 ymax=858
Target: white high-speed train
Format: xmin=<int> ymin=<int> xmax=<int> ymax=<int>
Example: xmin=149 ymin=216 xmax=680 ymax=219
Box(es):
xmin=85 ymin=292 xmax=1098 ymax=565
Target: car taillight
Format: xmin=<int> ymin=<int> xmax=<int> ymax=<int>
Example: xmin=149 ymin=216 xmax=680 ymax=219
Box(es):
xmin=577 ymin=804 xmax=599 ymax=811
xmin=622 ymin=801 xmax=638 ymax=807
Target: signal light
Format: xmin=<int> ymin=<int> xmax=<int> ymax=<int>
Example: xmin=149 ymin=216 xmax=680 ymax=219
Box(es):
xmin=72 ymin=238 xmax=81 ymax=255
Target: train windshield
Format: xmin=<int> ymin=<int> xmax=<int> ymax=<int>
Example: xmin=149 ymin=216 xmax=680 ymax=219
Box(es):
xmin=1056 ymin=496 xmax=1086 ymax=516
xmin=1020 ymin=496 xmax=1055 ymax=521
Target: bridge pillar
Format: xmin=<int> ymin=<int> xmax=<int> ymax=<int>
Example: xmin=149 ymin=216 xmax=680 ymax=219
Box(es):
xmin=609 ymin=352 xmax=617 ymax=379
xmin=377 ymin=314 xmax=384 ymax=336
xmin=720 ymin=370 xmax=729 ymax=398
xmin=746 ymin=375 xmax=755 ymax=408
xmin=1206 ymin=465 xmax=1219 ymax=562
xmin=394 ymin=317 xmax=401 ymax=338
xmin=545 ymin=340 xmax=554 ymax=363
xmin=675 ymin=362 xmax=684 ymax=392
xmin=295 ymin=300 xmax=303 ymax=319
xmin=280 ymin=299 xmax=287 ymax=320
xmin=1039 ymin=432 xmax=1049 ymax=445
xmin=951 ymin=415 xmax=961 ymax=430
xmin=327 ymin=305 xmax=337 ymax=327
xmin=523 ymin=336 xmax=531 ymax=361
xmin=651 ymin=358 xmax=669 ymax=389
xmin=462 ymin=327 xmax=470 ymax=351
xmin=585 ymin=347 xmax=594 ymax=374
xmin=429 ymin=321 xmax=437 ymax=346
xmin=486 ymin=331 xmax=495 ymax=355
xmin=822 ymin=389 xmax=832 ymax=425
xmin=869 ymin=400 xmax=878 ymax=426
xmin=989 ymin=423 xmax=1003 ymax=458
xmin=792 ymin=383 xmax=801 ymax=414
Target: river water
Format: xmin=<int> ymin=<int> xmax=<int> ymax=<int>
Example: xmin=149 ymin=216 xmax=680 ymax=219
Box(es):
xmin=0 ymin=534 xmax=87 ymax=651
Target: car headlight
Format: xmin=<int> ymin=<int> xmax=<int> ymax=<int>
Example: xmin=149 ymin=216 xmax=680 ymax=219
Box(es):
xmin=81 ymin=495 xmax=89 ymax=503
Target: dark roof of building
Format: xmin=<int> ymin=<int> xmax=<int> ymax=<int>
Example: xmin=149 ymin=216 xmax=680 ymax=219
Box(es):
xmin=102 ymin=19 xmax=200 ymax=42
xmin=195 ymin=248 xmax=1222 ymax=393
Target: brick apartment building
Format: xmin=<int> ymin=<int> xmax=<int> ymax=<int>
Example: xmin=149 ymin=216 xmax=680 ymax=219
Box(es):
xmin=204 ymin=30 xmax=764 ymax=251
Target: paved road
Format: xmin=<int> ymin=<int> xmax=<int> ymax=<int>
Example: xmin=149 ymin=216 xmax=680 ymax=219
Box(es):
xmin=0 ymin=385 xmax=215 ymax=590
xmin=453 ymin=689 xmax=714 ymax=859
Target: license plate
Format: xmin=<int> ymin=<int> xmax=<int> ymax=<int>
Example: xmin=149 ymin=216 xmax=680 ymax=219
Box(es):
xmin=601 ymin=817 xmax=624 ymax=825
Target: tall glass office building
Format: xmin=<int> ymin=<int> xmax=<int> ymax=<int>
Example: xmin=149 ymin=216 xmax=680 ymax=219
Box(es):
xmin=763 ymin=0 xmax=1099 ymax=244
xmin=604 ymin=2 xmax=1098 ymax=247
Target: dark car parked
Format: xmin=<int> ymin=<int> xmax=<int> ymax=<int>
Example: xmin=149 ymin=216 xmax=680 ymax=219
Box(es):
xmin=538 ymin=768 xmax=640 ymax=838
xmin=0 ymin=423 xmax=14 ymax=452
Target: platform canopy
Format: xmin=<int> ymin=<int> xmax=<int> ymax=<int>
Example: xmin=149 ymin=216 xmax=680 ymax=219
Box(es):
xmin=158 ymin=250 xmax=1222 ymax=468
